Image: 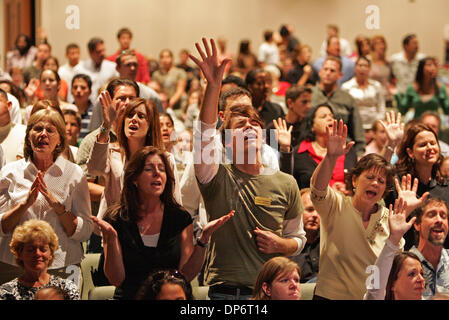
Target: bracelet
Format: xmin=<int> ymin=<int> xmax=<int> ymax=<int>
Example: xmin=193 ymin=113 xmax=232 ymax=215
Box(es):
xmin=56 ymin=210 xmax=67 ymax=217
xmin=100 ymin=125 xmax=110 ymax=134
xmin=196 ymin=237 xmax=209 ymax=248
xmin=386 ymin=145 xmax=394 ymax=152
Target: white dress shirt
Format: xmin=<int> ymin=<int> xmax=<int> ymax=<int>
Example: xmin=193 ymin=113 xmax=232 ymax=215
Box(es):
xmin=0 ymin=156 xmax=93 ymax=268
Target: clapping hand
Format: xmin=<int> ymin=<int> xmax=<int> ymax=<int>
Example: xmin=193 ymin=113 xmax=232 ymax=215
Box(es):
xmin=395 ymin=174 xmax=429 ymax=217
xmin=189 ymin=38 xmax=231 ymax=86
xmin=388 ymin=197 xmax=415 ymax=246
xmin=272 ymin=118 xmax=293 ymax=152
xmin=326 ymin=119 xmax=355 ymax=158
xmin=380 ymin=111 xmax=404 ymax=149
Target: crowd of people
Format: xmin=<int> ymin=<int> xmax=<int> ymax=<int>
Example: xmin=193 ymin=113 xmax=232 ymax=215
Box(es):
xmin=0 ymin=22 xmax=449 ymax=301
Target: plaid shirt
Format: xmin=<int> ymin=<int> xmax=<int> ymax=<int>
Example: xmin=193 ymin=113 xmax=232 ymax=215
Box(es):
xmin=410 ymin=246 xmax=449 ymax=299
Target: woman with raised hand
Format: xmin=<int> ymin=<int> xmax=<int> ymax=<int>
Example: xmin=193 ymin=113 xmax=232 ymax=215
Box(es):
xmin=87 ymin=96 xmax=181 ymax=220
xmin=364 ymin=198 xmax=425 ymax=300
xmin=91 ymin=146 xmax=233 ymax=300
xmin=386 ymin=121 xmax=449 ymax=249
xmin=308 ymin=118 xmax=424 ymax=300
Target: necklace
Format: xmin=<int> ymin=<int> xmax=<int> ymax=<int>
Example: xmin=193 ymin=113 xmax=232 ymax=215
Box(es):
xmin=312 ymin=141 xmax=327 ymax=154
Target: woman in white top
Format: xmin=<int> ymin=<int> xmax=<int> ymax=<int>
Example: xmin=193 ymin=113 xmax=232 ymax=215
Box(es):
xmin=0 ymin=108 xmax=92 ymax=286
xmin=87 ymin=96 xmax=181 ymax=220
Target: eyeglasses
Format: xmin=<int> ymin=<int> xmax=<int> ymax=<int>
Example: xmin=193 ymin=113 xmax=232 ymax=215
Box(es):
xmin=151 ymin=269 xmax=184 ymax=282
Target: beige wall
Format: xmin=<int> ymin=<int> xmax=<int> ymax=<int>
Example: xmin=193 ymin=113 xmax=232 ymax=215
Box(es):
xmin=0 ymin=0 xmax=4 ymax=70
xmin=33 ymin=0 xmax=449 ymax=67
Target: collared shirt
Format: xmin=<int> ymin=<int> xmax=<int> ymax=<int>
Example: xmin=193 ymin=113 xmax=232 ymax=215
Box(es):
xmin=410 ymin=246 xmax=449 ymax=299
xmin=341 ymin=77 xmax=386 ymax=130
xmin=6 ymin=47 xmax=38 ymax=72
xmin=0 ymin=156 xmax=93 ymax=268
xmin=390 ymin=51 xmax=426 ymax=94
xmin=311 ymin=85 xmax=366 ymax=157
xmin=73 ymin=59 xmax=119 ymax=103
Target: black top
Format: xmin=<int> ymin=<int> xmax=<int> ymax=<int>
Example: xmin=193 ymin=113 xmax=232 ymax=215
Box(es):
xmin=108 ymin=206 xmax=192 ymax=300
xmin=292 ymin=236 xmax=320 ymax=283
xmin=385 ymin=176 xmax=449 ymax=250
xmin=286 ymin=63 xmax=318 ymax=86
xmin=292 ymin=144 xmax=358 ymax=190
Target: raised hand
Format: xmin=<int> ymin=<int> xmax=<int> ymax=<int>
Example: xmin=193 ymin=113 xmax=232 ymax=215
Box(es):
xmin=388 ymin=197 xmax=415 ymax=246
xmin=189 ymin=38 xmax=231 ymax=86
xmin=200 ymin=210 xmax=234 ymax=244
xmin=99 ymin=90 xmax=118 ymax=129
xmin=380 ymin=111 xmax=404 ymax=148
xmin=24 ymin=78 xmax=40 ymax=99
xmin=91 ymin=216 xmax=118 ymax=240
xmin=326 ymin=119 xmax=354 ymax=158
xmin=272 ymin=118 xmax=293 ymax=152
xmin=395 ymin=174 xmax=429 ymax=216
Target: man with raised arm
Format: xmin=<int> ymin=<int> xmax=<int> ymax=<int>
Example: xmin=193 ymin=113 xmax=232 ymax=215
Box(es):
xmin=190 ymin=38 xmax=305 ymax=300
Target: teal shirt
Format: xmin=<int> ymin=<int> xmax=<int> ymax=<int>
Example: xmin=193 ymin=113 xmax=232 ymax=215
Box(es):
xmin=396 ymin=84 xmax=449 ymax=119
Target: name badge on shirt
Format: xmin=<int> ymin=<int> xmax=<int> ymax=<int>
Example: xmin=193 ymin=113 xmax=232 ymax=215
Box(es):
xmin=254 ymin=196 xmax=271 ymax=207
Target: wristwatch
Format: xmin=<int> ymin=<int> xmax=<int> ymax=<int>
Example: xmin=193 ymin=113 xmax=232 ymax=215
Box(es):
xmin=100 ymin=125 xmax=110 ymax=134
xmin=196 ymin=236 xmax=209 ymax=248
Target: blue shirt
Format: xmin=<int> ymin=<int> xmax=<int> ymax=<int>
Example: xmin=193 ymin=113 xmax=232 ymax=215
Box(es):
xmin=410 ymin=246 xmax=449 ymax=299
xmin=312 ymin=55 xmax=355 ymax=87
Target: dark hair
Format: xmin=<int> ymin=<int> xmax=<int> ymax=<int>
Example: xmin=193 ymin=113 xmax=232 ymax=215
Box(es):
xmin=71 ymin=74 xmax=93 ymax=90
xmin=15 ymin=34 xmax=33 ymax=52
xmin=62 ymin=109 xmax=82 ymax=128
xmin=115 ymin=49 xmax=137 ymax=68
xmin=117 ymin=27 xmax=133 ymax=39
xmin=279 ymin=25 xmax=290 ymax=37
xmin=395 ymin=122 xmax=444 ymax=183
xmin=415 ymin=57 xmax=438 ymax=94
xmin=218 ymin=86 xmax=252 ymax=112
xmin=239 ymin=40 xmax=251 ymax=55
xmin=0 ymin=88 xmax=8 ymax=100
xmin=104 ymin=146 xmax=180 ymax=224
xmin=87 ymin=37 xmax=104 ymax=53
xmin=355 ymin=36 xmax=371 ymax=57
xmin=385 ymin=251 xmax=422 ymax=300
xmin=65 ymin=43 xmax=79 ymax=53
xmin=285 ymin=85 xmax=312 ymax=106
xmin=159 ymin=112 xmax=174 ymax=126
xmin=297 ymin=103 xmax=334 ymax=143
xmin=42 ymin=56 xmax=60 ymax=70
xmin=106 ymin=78 xmax=139 ymax=100
xmin=413 ymin=197 xmax=448 ymax=225
xmin=403 ymin=34 xmax=416 ymax=47
xmin=345 ymin=153 xmax=395 ymax=198
xmin=135 ymin=269 xmax=193 ymax=300
xmin=327 ymin=35 xmax=340 ymax=47
xmin=245 ymin=68 xmax=265 ymax=86
xmin=222 ymin=75 xmax=248 ymax=90
xmin=117 ymin=98 xmax=162 ymax=159
xmin=323 ymin=56 xmax=342 ymax=71
xmin=356 ymin=55 xmax=371 ymax=67
xmin=219 ymin=103 xmax=264 ymax=146
xmin=264 ymin=30 xmax=273 ymax=42
xmin=40 ymin=68 xmax=60 ymax=85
